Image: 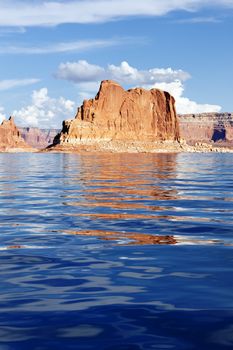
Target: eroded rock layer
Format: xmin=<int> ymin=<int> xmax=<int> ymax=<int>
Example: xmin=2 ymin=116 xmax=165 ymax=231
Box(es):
xmin=54 ymin=80 xmax=180 ymax=147
xmin=179 ymin=113 xmax=233 ymax=145
xmin=0 ymin=117 xmax=31 ymax=151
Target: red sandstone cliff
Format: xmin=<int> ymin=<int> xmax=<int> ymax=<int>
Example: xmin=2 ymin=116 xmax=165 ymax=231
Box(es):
xmin=54 ymin=80 xmax=180 ymax=148
xmin=0 ymin=117 xmax=32 ymax=151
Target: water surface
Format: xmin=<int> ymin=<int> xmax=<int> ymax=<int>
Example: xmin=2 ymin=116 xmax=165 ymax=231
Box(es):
xmin=0 ymin=153 xmax=233 ymax=349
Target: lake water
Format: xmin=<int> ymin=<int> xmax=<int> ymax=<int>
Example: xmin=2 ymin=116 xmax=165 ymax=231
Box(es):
xmin=0 ymin=152 xmax=233 ymax=350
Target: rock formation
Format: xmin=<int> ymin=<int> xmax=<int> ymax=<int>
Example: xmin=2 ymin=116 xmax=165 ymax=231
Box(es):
xmin=0 ymin=117 xmax=32 ymax=151
xmin=19 ymin=127 xmax=60 ymax=149
xmin=54 ymin=80 xmax=180 ymax=149
xmin=179 ymin=113 xmax=233 ymax=146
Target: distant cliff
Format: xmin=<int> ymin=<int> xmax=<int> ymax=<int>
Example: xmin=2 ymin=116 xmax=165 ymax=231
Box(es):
xmin=54 ymin=80 xmax=180 ymax=149
xmin=0 ymin=117 xmax=32 ymax=151
xmin=178 ymin=113 xmax=233 ymax=145
xmin=19 ymin=127 xmax=60 ymax=149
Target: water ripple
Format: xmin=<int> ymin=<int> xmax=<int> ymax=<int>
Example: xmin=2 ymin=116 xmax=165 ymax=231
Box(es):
xmin=0 ymin=153 xmax=233 ymax=349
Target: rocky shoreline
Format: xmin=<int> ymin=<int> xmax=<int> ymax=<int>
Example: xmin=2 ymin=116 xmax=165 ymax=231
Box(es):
xmin=45 ymin=140 xmax=233 ymax=154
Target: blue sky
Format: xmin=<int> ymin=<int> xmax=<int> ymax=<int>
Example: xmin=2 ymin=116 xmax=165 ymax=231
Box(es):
xmin=0 ymin=0 xmax=232 ymax=128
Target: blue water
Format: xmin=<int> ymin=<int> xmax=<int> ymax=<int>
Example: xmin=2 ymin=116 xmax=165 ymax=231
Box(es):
xmin=0 ymin=152 xmax=233 ymax=350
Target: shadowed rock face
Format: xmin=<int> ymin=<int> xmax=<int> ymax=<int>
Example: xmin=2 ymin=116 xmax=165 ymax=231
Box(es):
xmin=0 ymin=117 xmax=30 ymax=151
xmin=54 ymin=80 xmax=180 ymax=146
xmin=19 ymin=127 xmax=60 ymax=149
xmin=179 ymin=113 xmax=233 ymax=145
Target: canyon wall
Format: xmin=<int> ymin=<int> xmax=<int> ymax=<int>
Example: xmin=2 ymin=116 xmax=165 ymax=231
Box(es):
xmin=54 ymin=80 xmax=180 ymax=147
xmin=178 ymin=113 xmax=233 ymax=145
xmin=19 ymin=127 xmax=60 ymax=149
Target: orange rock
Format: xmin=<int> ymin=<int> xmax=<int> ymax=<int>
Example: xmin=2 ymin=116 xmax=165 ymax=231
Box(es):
xmin=54 ymin=80 xmax=180 ymax=146
xmin=0 ymin=116 xmax=32 ymax=151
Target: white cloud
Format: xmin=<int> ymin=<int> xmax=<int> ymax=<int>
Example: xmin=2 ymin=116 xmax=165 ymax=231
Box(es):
xmin=13 ymin=88 xmax=75 ymax=128
xmin=0 ymin=107 xmax=6 ymax=124
xmin=109 ymin=62 xmax=191 ymax=84
xmin=0 ymin=38 xmax=126 ymax=55
xmin=107 ymin=61 xmax=145 ymax=85
xmin=55 ymin=60 xmax=190 ymax=84
xmin=0 ymin=26 xmax=26 ymax=36
xmin=56 ymin=61 xmax=105 ymax=82
xmin=151 ymin=80 xmax=221 ymax=114
xmin=0 ymin=1 xmax=232 ymax=27
xmin=176 ymin=16 xmax=222 ymax=24
xmin=0 ymin=78 xmax=40 ymax=91
xmin=76 ymin=82 xmax=101 ymax=102
xmin=56 ymin=60 xmax=222 ymax=114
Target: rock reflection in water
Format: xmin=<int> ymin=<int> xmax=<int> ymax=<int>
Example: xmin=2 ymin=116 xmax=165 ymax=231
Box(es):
xmin=78 ymin=153 xmax=177 ymax=193
xmin=65 ymin=229 xmax=177 ymax=245
xmin=64 ymin=229 xmax=221 ymax=246
xmin=61 ymin=153 xmax=179 ymax=223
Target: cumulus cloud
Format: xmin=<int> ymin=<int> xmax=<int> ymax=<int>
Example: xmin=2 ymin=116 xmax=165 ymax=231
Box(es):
xmin=56 ymin=61 xmax=105 ymax=82
xmin=13 ymin=88 xmax=75 ymax=128
xmin=151 ymin=80 xmax=221 ymax=114
xmin=0 ymin=38 xmax=126 ymax=55
xmin=109 ymin=62 xmax=190 ymax=85
xmin=0 ymin=78 xmax=40 ymax=91
xmin=55 ymin=60 xmax=190 ymax=85
xmin=56 ymin=60 xmax=221 ymax=114
xmin=0 ymin=107 xmax=6 ymax=124
xmin=0 ymin=0 xmax=232 ymax=27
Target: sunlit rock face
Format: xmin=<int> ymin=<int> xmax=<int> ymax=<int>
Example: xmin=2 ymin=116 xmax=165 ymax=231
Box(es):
xmin=0 ymin=117 xmax=31 ymax=151
xmin=54 ymin=80 xmax=180 ymax=146
xmin=178 ymin=113 xmax=233 ymax=145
